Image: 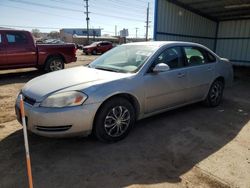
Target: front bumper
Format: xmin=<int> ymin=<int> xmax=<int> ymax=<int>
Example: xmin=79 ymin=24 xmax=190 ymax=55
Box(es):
xmin=15 ymin=95 xmax=101 ymax=138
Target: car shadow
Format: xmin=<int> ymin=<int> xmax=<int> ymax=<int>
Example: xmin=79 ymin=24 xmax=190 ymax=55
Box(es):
xmin=0 ymin=93 xmax=249 ymax=187
xmin=0 ymin=69 xmax=43 ymax=86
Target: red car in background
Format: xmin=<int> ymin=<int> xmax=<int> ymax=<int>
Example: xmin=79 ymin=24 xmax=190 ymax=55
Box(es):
xmin=83 ymin=41 xmax=113 ymax=55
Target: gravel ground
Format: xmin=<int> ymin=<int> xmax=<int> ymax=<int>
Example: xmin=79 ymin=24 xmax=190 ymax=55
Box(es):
xmin=0 ymin=53 xmax=249 ymax=188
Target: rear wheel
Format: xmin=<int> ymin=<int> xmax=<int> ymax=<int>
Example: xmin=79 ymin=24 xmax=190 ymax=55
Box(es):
xmin=204 ymin=79 xmax=224 ymax=107
xmin=94 ymin=97 xmax=135 ymax=142
xmin=92 ymin=49 xmax=97 ymax=55
xmin=45 ymin=57 xmax=64 ymax=72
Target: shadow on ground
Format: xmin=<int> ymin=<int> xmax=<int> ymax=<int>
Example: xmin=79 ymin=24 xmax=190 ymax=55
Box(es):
xmin=0 ymin=69 xmax=42 ymax=86
xmin=0 ymin=67 xmax=249 ymax=188
xmin=0 ymin=94 xmax=249 ymax=188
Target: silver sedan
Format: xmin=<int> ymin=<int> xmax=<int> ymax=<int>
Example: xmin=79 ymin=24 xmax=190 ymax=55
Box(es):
xmin=15 ymin=41 xmax=233 ymax=142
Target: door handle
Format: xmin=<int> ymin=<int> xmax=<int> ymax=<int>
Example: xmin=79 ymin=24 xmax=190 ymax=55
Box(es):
xmin=177 ymin=73 xmax=185 ymax=78
xmin=208 ymin=67 xmax=213 ymax=71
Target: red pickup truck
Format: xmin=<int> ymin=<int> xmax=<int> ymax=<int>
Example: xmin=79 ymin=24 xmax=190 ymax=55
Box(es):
xmin=0 ymin=29 xmax=77 ymax=72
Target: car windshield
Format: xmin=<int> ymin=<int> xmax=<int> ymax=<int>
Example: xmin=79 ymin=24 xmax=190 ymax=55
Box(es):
xmin=89 ymin=44 xmax=158 ymax=73
xmin=90 ymin=42 xmax=99 ymax=46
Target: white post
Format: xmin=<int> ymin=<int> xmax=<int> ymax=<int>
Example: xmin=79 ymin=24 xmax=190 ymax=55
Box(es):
xmin=20 ymin=94 xmax=34 ymax=188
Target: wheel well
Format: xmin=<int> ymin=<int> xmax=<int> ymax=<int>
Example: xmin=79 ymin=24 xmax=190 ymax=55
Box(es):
xmin=45 ymin=54 xmax=65 ymax=64
xmin=216 ymin=76 xmax=225 ymax=85
xmin=93 ymin=93 xmax=140 ymax=130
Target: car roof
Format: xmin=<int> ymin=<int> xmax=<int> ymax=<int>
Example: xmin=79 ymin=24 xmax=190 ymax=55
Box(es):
xmin=0 ymin=28 xmax=29 ymax=32
xmin=123 ymin=41 xmax=207 ymax=48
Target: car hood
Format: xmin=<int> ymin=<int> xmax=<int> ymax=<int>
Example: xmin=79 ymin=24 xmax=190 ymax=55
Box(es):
xmin=22 ymin=66 xmax=130 ymax=102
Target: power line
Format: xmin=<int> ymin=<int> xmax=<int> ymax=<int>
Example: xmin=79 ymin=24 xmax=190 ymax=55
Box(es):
xmin=8 ymin=0 xmax=147 ymax=22
xmin=9 ymin=0 xmax=83 ymax=12
xmin=89 ymin=5 xmax=150 ymax=18
xmin=92 ymin=12 xmax=145 ymax=22
xmin=109 ymin=0 xmax=150 ymax=10
xmin=0 ymin=3 xmax=83 ymax=22
xmin=51 ymin=0 xmax=153 ymax=13
xmin=134 ymin=0 xmax=152 ymax=4
xmin=4 ymin=0 xmax=153 ymax=37
xmin=1 ymin=3 xmax=147 ymax=34
xmin=50 ymin=0 xmax=82 ymax=6
xmin=99 ymin=0 xmax=148 ymax=12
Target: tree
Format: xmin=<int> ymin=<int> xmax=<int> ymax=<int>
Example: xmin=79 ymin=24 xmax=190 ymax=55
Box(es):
xmin=47 ymin=31 xmax=60 ymax=39
xmin=31 ymin=29 xmax=41 ymax=38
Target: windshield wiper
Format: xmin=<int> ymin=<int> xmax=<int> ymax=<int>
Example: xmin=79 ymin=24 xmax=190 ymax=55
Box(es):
xmin=94 ymin=66 xmax=120 ymax=72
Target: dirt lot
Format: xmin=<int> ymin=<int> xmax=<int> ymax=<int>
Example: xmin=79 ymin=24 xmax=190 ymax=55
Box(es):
xmin=0 ymin=52 xmax=249 ymax=188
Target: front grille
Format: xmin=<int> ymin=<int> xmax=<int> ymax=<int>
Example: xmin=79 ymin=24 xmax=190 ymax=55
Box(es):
xmin=36 ymin=125 xmax=72 ymax=132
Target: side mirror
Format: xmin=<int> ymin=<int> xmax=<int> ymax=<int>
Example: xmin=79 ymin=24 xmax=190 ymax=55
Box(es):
xmin=153 ymin=63 xmax=170 ymax=73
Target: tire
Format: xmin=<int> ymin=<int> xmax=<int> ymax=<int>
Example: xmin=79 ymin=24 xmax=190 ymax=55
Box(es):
xmin=45 ymin=57 xmax=65 ymax=72
xmin=94 ymin=97 xmax=136 ymax=142
xmin=204 ymin=79 xmax=224 ymax=107
xmin=92 ymin=49 xmax=97 ymax=55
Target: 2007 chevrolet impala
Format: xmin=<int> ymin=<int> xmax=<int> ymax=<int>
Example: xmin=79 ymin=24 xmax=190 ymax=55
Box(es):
xmin=15 ymin=41 xmax=233 ymax=142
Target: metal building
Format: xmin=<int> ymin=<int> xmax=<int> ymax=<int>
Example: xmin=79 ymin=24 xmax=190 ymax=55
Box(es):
xmin=154 ymin=0 xmax=250 ymax=66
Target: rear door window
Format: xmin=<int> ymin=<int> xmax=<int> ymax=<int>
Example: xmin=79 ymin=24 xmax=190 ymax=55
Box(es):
xmin=6 ymin=32 xmax=28 ymax=44
xmin=184 ymin=47 xmax=206 ymax=66
xmin=0 ymin=34 xmax=2 ymax=43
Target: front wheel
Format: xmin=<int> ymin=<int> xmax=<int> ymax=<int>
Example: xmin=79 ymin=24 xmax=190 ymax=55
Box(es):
xmin=204 ymin=79 xmax=224 ymax=107
xmin=94 ymin=97 xmax=135 ymax=142
xmin=45 ymin=57 xmax=65 ymax=72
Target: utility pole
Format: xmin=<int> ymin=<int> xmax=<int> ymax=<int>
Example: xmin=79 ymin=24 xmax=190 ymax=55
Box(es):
xmin=135 ymin=27 xmax=139 ymax=38
xmin=84 ymin=0 xmax=90 ymax=44
xmin=145 ymin=2 xmax=149 ymax=41
xmin=115 ymin=25 xmax=117 ymax=36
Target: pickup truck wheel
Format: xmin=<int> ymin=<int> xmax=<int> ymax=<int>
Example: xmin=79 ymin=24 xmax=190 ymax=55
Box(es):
xmin=45 ymin=57 xmax=65 ymax=72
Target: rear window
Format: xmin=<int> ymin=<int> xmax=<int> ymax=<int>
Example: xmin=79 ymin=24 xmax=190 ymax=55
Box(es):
xmin=0 ymin=34 xmax=2 ymax=43
xmin=6 ymin=32 xmax=28 ymax=44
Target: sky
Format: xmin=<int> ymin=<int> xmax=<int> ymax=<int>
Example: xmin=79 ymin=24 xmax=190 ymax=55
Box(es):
xmin=0 ymin=0 xmax=155 ymax=38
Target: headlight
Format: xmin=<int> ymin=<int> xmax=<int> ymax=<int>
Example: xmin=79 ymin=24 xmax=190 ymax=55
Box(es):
xmin=40 ymin=91 xmax=87 ymax=108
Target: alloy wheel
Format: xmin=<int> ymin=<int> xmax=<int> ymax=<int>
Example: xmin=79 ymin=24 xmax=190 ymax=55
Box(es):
xmin=210 ymin=81 xmax=223 ymax=104
xmin=104 ymin=106 xmax=131 ymax=137
xmin=49 ymin=60 xmax=63 ymax=71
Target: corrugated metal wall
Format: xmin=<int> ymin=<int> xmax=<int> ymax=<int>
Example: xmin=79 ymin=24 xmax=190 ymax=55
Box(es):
xmin=154 ymin=0 xmax=250 ymax=66
xmin=155 ymin=0 xmax=217 ymax=50
xmin=216 ymin=20 xmax=250 ymax=66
